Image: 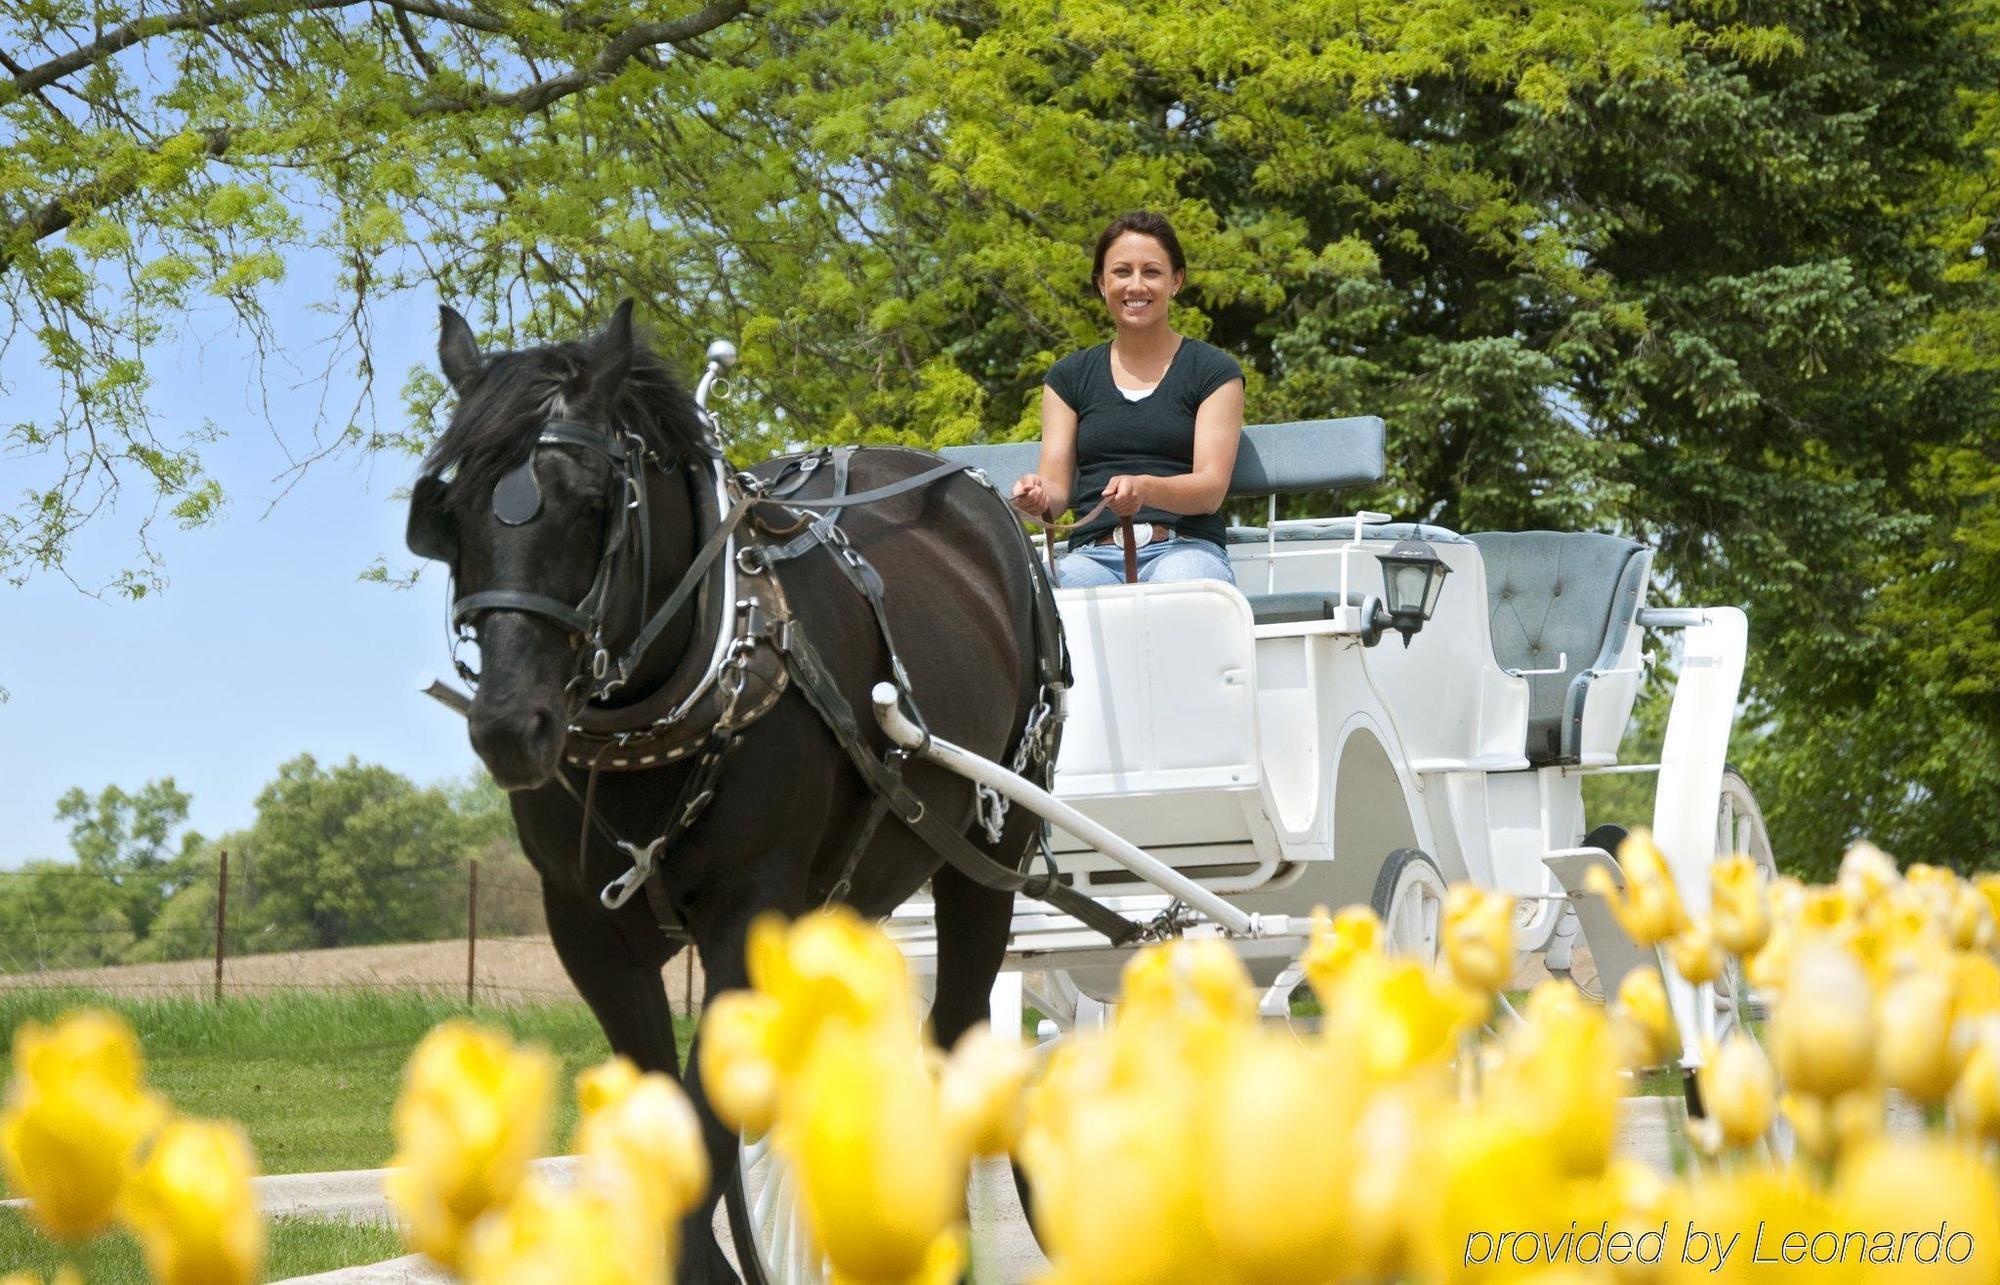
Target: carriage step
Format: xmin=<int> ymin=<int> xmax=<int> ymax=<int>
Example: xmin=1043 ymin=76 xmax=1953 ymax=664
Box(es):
xmin=1541 ymin=847 xmax=1666 ymax=1003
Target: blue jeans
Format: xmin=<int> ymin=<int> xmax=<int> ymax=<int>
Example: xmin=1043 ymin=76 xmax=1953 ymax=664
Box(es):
xmin=1055 ymin=534 xmax=1236 ymax=587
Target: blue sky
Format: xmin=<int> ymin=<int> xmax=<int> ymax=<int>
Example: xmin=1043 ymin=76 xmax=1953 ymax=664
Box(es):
xmin=0 ymin=276 xmax=482 ymax=867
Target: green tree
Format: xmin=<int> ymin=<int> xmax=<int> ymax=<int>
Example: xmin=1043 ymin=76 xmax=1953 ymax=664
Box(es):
xmin=51 ymin=777 xmax=199 ymax=937
xmin=0 ymin=863 xmax=135 ymax=971
xmin=9 ymin=0 xmax=2000 ymax=864
xmin=232 ymin=753 xmax=476 ymax=950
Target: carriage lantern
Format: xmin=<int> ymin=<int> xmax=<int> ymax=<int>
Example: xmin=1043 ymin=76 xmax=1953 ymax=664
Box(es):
xmin=1375 ymin=537 xmax=1450 ymax=647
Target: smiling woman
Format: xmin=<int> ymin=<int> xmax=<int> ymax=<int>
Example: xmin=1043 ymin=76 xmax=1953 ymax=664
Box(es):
xmin=1009 ymin=210 xmax=1247 ymax=587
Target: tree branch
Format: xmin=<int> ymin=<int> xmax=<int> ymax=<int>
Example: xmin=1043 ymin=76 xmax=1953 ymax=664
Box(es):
xmin=0 ymin=0 xmax=749 ymax=275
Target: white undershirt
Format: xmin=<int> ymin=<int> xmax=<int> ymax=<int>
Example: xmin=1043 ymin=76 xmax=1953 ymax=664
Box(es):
xmin=1118 ymin=384 xmax=1156 ymax=401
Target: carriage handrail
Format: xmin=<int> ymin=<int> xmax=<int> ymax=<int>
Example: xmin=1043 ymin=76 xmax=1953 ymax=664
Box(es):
xmin=1637 ymin=607 xmax=1705 ymax=628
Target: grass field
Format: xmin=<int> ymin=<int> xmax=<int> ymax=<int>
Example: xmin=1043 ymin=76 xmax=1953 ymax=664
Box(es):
xmin=0 ymin=989 xmax=696 ymax=1176
xmin=0 ymin=1209 xmax=405 ymax=1283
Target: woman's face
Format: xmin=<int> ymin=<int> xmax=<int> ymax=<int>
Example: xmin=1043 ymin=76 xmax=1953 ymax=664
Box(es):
xmin=1097 ymin=232 xmax=1183 ymax=331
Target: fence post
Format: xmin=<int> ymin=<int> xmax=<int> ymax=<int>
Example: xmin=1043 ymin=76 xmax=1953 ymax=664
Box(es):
xmin=466 ymin=859 xmax=479 ymax=1006
xmin=684 ymin=948 xmax=697 ymax=1017
xmin=213 ymin=851 xmax=228 ymax=1004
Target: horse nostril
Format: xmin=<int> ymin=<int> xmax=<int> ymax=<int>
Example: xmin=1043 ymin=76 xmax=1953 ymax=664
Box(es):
xmin=526 ymin=708 xmax=554 ymax=746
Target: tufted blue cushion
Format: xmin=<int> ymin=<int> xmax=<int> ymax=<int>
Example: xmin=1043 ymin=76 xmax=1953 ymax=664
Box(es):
xmin=1466 ymin=531 xmax=1651 ymax=766
xmin=941 ymin=416 xmax=1386 ymax=502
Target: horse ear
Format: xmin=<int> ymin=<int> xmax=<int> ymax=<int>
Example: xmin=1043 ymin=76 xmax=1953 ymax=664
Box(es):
xmin=407 ymin=475 xmax=457 ymax=563
xmin=577 ymin=298 xmax=636 ymax=413
xmin=438 ymin=305 xmax=483 ymax=394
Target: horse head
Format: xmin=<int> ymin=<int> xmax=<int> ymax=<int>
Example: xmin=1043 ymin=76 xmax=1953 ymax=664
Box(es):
xmin=407 ymin=300 xmax=711 ymax=790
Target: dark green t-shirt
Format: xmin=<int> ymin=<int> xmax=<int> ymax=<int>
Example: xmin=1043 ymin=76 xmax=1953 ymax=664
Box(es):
xmin=1044 ymin=338 xmax=1245 ymax=549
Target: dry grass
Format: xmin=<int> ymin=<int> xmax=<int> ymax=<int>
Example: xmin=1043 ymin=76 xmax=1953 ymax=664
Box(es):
xmin=0 ymin=936 xmax=706 ymax=1012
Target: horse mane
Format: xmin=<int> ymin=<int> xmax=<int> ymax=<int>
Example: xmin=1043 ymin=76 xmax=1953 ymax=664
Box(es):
xmin=421 ymin=334 xmax=713 ymax=497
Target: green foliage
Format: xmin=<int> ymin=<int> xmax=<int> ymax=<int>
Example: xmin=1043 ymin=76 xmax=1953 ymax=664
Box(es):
xmin=6 ymin=0 xmax=2000 ymax=862
xmin=0 ymin=765 xmax=525 ymax=969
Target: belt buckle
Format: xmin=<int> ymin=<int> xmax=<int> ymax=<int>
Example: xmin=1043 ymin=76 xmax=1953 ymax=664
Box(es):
xmin=1114 ymin=522 xmax=1154 ymax=551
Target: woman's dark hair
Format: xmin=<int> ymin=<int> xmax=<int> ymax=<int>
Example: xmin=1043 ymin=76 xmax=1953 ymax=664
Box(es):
xmin=1091 ymin=211 xmax=1186 ymax=288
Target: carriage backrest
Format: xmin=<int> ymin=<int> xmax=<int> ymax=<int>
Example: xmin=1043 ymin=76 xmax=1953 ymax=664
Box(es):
xmin=1464 ymin=531 xmax=1651 ymax=767
xmin=939 ymin=416 xmax=1386 ymax=501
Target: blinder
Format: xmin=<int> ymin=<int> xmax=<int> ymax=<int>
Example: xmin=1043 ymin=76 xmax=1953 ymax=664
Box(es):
xmin=492 ymin=459 xmax=542 ymax=525
xmin=444 ymin=418 xmax=647 ymax=704
xmin=407 ymin=474 xmax=456 ymax=563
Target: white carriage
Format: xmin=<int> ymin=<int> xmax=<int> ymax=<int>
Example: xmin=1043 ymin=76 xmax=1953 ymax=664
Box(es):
xmin=728 ymin=415 xmax=1776 ymax=1282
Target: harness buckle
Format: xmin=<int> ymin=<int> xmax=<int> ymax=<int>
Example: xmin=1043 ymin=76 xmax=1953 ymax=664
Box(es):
xmin=592 ymin=648 xmax=610 ymax=681
xmin=602 ymin=835 xmax=668 ymax=910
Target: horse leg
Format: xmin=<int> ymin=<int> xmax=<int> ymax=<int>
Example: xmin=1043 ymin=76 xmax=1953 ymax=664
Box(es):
xmin=677 ymin=910 xmax=760 ymax=1285
xmin=928 ymin=859 xmax=1015 ymax=1052
xmin=542 ymin=884 xmax=680 ymax=1076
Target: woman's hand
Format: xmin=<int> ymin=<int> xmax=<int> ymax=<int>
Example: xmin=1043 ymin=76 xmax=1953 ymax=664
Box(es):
xmin=1103 ymin=474 xmax=1150 ymax=517
xmin=1011 ymin=474 xmax=1055 ymax=520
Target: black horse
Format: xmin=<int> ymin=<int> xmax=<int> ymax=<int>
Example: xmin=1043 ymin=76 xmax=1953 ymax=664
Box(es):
xmin=405 ymin=301 xmax=1057 ymax=1282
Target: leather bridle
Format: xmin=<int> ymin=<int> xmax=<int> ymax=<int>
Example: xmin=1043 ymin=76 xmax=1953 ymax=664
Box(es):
xmin=447 ymin=417 xmax=737 ymax=714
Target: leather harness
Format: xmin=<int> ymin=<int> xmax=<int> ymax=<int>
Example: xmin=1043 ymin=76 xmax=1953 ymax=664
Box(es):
xmin=444 ymin=427 xmax=1136 ymax=947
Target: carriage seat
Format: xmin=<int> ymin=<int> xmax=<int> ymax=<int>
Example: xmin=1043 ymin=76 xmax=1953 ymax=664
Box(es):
xmin=939 ymin=416 xmax=1386 ymax=507
xmin=1464 ymin=531 xmax=1651 ymax=767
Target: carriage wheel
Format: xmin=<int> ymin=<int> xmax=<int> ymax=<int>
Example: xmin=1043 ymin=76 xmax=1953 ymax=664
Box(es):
xmin=1371 ymin=847 xmax=1448 ymax=964
xmin=723 ymin=1131 xmax=828 ymax=1285
xmin=1683 ymin=766 xmax=1785 ymax=1156
xmin=1708 ymin=767 xmax=1777 ymax=1046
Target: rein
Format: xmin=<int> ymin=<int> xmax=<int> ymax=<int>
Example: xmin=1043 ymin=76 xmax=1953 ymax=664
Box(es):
xmin=1023 ymin=499 xmax=1140 ymax=584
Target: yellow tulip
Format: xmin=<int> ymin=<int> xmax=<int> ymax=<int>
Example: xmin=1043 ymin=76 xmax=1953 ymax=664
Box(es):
xmin=1333 ymin=1084 xmax=1435 ymax=1280
xmin=119 ymin=1118 xmax=265 ymax=1285
xmin=1299 ymin=904 xmax=1383 ymax=1001
xmin=1955 ymin=951 xmax=2000 ymax=1019
xmin=785 ymin=1025 xmax=958 ymax=1285
xmin=1195 ymin=1030 xmax=1349 ymax=1283
xmin=1490 ymin=983 xmax=1620 ymax=1178
xmin=1835 ymin=1138 xmax=2000 ymax=1283
xmin=1585 ymin=830 xmax=1687 ymax=948
xmin=575 ymin=1064 xmax=709 ymax=1229
xmin=1667 ymin=1164 xmax=1837 ymax=1285
xmin=1422 ymin=1105 xmax=1567 ymax=1282
xmin=1120 ymin=937 xmax=1255 ymax=1028
xmin=1613 ymin=966 xmax=1677 ymax=1066
xmin=1951 ymin=1019 xmax=2000 ymax=1142
xmin=1782 ymin=1089 xmax=1882 ymax=1166
xmin=1667 ymin=917 xmax=1724 ymax=987
xmin=463 ymin=1172 xmax=665 ymax=1285
xmin=1026 ymin=1065 xmax=1209 ymax=1285
xmin=1321 ymin=954 xmax=1480 ymax=1081
xmin=1694 ymin=1033 xmax=1776 ymax=1153
xmin=1799 ymin=886 xmax=1858 ymax=941
xmin=1838 ymin=840 xmax=1899 ymax=907
xmin=1711 ymin=855 xmax=1772 ymax=956
xmin=385 ymin=1022 xmax=555 ymax=1271
xmin=574 ymin=1056 xmax=643 ymax=1118
xmin=1745 ymin=913 xmax=1797 ymax=995
xmin=0 ymin=1010 xmax=167 ymax=1242
xmin=1770 ymin=942 xmax=1876 ymax=1100
xmin=697 ymin=989 xmax=783 ymax=1136
xmin=750 ymin=908 xmax=916 ymax=1071
xmin=938 ymin=1024 xmax=1031 ymax=1159
xmin=1976 ymin=874 xmax=2000 ymax=937
xmin=1443 ymin=885 xmax=1516 ymax=994
xmin=1953 ymin=886 xmax=2000 ymax=958
xmin=1878 ymin=965 xmax=1975 ymax=1104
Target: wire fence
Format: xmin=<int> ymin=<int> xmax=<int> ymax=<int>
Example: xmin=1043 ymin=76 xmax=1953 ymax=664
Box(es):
xmin=0 ymin=857 xmax=704 ymax=1014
